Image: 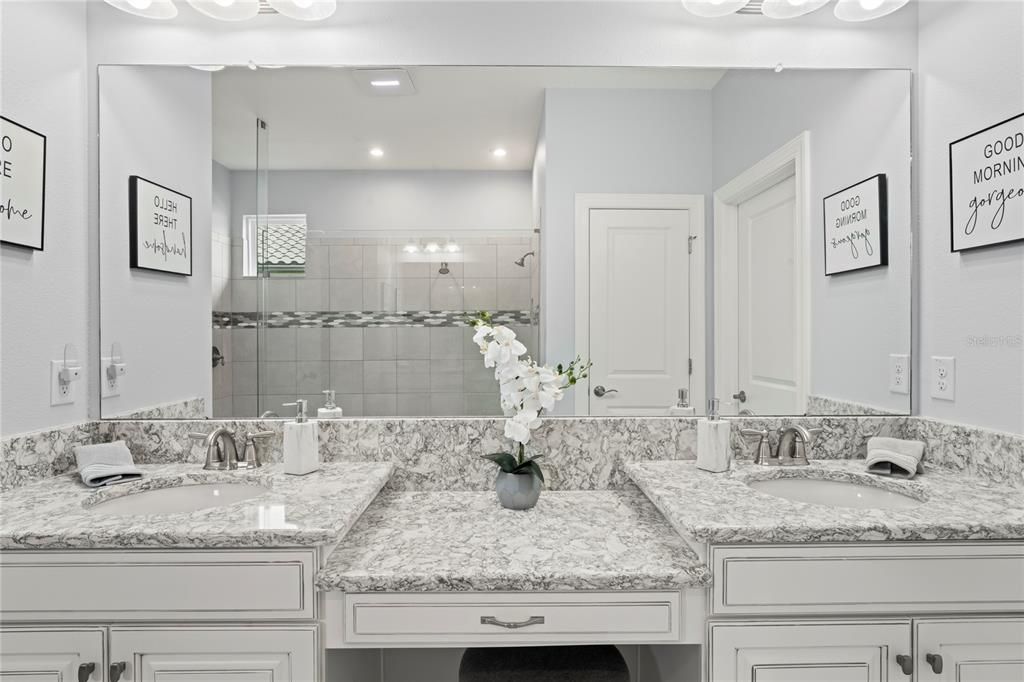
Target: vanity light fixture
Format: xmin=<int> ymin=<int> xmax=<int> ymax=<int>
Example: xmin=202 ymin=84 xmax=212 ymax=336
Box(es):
xmin=403 ymin=241 xmax=421 ymax=254
xmin=268 ymin=0 xmax=337 ymax=21
xmin=103 ymin=0 xmax=179 ymax=19
xmin=186 ymin=0 xmax=260 ymax=21
xmin=444 ymin=239 xmax=461 ymax=253
xmin=492 ymin=147 xmax=508 ymax=159
xmin=424 ymin=242 xmax=441 ymax=254
xmin=369 ymin=147 xmax=385 ymax=159
xmin=761 ymin=0 xmax=832 ymax=19
xmin=680 ymin=0 xmax=749 ymax=18
xmin=834 ymin=0 xmax=910 ymax=22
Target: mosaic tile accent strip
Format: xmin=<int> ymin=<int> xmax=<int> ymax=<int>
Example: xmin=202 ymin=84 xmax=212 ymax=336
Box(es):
xmin=1 ymin=422 xmax=100 ymax=492
xmin=806 ymin=394 xmax=903 ymax=416
xmin=212 ymin=310 xmax=533 ymax=329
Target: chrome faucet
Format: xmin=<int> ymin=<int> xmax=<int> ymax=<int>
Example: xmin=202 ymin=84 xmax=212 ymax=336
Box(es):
xmin=189 ymin=427 xmax=240 ymax=470
xmin=740 ymin=424 xmax=822 ymax=466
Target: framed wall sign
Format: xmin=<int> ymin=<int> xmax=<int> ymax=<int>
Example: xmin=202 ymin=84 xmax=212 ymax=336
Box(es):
xmin=949 ymin=112 xmax=1024 ymax=252
xmin=823 ymin=174 xmax=888 ymax=275
xmin=129 ymin=175 xmax=192 ymax=275
xmin=0 ymin=116 xmax=47 ymax=250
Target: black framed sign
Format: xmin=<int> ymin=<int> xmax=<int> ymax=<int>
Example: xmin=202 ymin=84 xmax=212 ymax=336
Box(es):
xmin=823 ymin=174 xmax=888 ymax=275
xmin=0 ymin=116 xmax=46 ymax=250
xmin=129 ymin=175 xmax=192 ymax=275
xmin=949 ymin=112 xmax=1024 ymax=252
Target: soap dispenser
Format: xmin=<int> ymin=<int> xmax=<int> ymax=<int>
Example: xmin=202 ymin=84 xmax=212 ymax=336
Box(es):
xmin=318 ymin=389 xmax=344 ymax=419
xmin=667 ymin=388 xmax=696 ymax=416
xmin=282 ymin=399 xmax=320 ymax=475
xmin=696 ymin=398 xmax=731 ymax=473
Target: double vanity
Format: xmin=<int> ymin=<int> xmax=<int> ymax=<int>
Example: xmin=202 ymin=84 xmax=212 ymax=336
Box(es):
xmin=1 ymin=437 xmax=1022 ymax=682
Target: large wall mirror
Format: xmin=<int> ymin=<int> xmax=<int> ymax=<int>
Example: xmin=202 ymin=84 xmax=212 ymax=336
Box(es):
xmin=97 ymin=65 xmax=911 ymax=419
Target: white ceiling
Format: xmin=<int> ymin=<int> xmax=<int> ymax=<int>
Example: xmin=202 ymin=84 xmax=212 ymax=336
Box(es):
xmin=212 ymin=66 xmax=726 ymax=171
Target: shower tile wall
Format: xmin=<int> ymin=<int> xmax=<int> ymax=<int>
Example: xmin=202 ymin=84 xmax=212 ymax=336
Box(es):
xmin=211 ymin=230 xmax=233 ymax=417
xmin=213 ymin=234 xmax=536 ymax=418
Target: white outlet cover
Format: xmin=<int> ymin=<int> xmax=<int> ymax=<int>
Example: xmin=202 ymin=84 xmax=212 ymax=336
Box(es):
xmin=931 ymin=356 xmax=956 ymax=401
xmin=100 ymin=356 xmax=121 ymax=398
xmin=888 ymin=354 xmax=910 ymax=394
xmin=50 ymin=360 xmax=75 ymax=406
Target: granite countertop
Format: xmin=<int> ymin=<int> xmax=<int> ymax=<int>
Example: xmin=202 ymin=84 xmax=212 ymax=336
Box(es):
xmin=0 ymin=462 xmax=393 ymax=550
xmin=316 ymin=488 xmax=711 ymax=592
xmin=624 ymin=458 xmax=1024 ymax=544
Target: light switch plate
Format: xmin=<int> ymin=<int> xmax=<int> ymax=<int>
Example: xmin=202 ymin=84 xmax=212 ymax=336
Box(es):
xmin=931 ymin=356 xmax=956 ymax=401
xmin=888 ymin=354 xmax=910 ymax=394
xmin=50 ymin=360 xmax=75 ymax=406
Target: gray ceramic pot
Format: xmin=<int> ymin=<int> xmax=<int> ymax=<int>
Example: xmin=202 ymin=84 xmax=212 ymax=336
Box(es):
xmin=495 ymin=470 xmax=542 ymax=510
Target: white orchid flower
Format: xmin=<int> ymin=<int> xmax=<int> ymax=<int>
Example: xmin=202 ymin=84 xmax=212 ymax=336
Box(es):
xmin=472 ymin=324 xmax=493 ymax=351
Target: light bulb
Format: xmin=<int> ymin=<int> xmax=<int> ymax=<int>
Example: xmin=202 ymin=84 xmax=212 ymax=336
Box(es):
xmin=213 ymin=0 xmax=236 ymax=6
xmin=127 ymin=0 xmax=153 ymax=8
xmin=444 ymin=240 xmax=460 ymax=253
xmin=293 ymin=0 xmax=314 ymax=7
xmin=403 ymin=242 xmax=420 ymax=254
xmin=105 ymin=0 xmax=177 ymax=18
xmin=859 ymin=0 xmax=885 ymax=8
xmin=369 ymin=147 xmax=384 ymax=158
xmin=424 ymin=242 xmax=440 ymax=253
xmin=492 ymin=148 xmax=508 ymax=159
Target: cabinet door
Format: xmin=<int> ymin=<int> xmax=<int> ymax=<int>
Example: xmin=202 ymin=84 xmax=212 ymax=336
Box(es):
xmin=0 ymin=628 xmax=105 ymax=682
xmin=916 ymin=619 xmax=1024 ymax=682
xmin=109 ymin=626 xmax=317 ymax=681
xmin=709 ymin=621 xmax=911 ymax=682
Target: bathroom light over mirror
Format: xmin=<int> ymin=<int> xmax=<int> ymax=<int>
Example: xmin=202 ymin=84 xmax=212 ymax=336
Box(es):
xmin=680 ymin=0 xmax=749 ymax=17
xmin=761 ymin=0 xmax=833 ymax=20
xmin=268 ymin=0 xmax=337 ymax=21
xmin=834 ymin=0 xmax=911 ymax=22
xmin=98 ymin=64 xmax=912 ymax=421
xmin=103 ymin=0 xmax=179 ymax=19
xmin=186 ymin=0 xmax=260 ymax=21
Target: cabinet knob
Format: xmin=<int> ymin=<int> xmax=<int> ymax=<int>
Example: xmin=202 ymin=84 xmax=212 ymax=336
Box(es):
xmin=926 ymin=653 xmax=944 ymax=674
xmin=77 ymin=663 xmax=95 ymax=682
xmin=109 ymin=661 xmax=127 ymax=682
xmin=895 ymin=654 xmax=914 ymax=676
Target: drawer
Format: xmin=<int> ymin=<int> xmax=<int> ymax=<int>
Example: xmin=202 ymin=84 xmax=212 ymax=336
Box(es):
xmin=332 ymin=591 xmax=683 ymax=647
xmin=711 ymin=542 xmax=1024 ymax=616
xmin=0 ymin=549 xmax=316 ymax=622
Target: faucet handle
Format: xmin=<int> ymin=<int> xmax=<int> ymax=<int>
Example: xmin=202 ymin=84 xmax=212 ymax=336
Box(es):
xmin=740 ymin=428 xmax=774 ymax=465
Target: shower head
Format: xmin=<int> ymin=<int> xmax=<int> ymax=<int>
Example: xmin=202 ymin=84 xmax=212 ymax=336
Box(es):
xmin=438 ymin=262 xmax=450 ymax=275
xmin=514 ymin=251 xmax=536 ymax=267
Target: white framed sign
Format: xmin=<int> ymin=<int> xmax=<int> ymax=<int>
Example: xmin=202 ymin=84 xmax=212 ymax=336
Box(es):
xmin=129 ymin=175 xmax=192 ymax=276
xmin=949 ymin=113 xmax=1024 ymax=252
xmin=0 ymin=116 xmax=46 ymax=250
xmin=822 ymin=174 xmax=888 ymax=276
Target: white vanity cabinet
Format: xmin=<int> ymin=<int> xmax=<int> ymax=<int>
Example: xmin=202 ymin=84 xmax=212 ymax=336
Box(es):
xmin=0 ymin=549 xmax=322 ymax=682
xmin=915 ymin=618 xmax=1024 ymax=681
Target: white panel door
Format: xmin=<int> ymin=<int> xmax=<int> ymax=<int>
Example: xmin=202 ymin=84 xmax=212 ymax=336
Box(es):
xmin=0 ymin=628 xmax=105 ymax=682
xmin=109 ymin=626 xmax=317 ymax=682
xmin=709 ymin=621 xmax=910 ymax=682
xmin=916 ymin=619 xmax=1024 ymax=682
xmin=588 ymin=208 xmax=691 ymax=416
xmin=736 ymin=175 xmax=802 ymax=414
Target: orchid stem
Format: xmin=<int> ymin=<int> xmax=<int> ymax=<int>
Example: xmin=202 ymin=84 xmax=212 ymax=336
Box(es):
xmin=517 ymin=442 xmax=525 ymax=467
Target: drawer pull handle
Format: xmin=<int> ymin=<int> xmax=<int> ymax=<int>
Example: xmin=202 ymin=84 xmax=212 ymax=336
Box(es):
xmin=110 ymin=661 xmax=127 ymax=682
xmin=480 ymin=615 xmax=546 ymax=629
xmin=926 ymin=653 xmax=944 ymax=674
xmin=895 ymin=654 xmax=913 ymax=676
xmin=78 ymin=663 xmax=95 ymax=682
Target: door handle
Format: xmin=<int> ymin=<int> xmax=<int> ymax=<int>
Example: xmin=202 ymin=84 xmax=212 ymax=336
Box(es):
xmin=895 ymin=654 xmax=913 ymax=676
xmin=109 ymin=662 xmax=127 ymax=682
xmin=593 ymin=385 xmax=618 ymax=397
xmin=732 ymin=390 xmax=747 ymax=403
xmin=925 ymin=653 xmax=943 ymax=674
xmin=480 ymin=615 xmax=546 ymax=629
xmin=78 ymin=663 xmax=95 ymax=682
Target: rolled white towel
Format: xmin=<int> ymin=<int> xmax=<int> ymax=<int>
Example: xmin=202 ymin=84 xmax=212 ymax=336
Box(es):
xmin=74 ymin=441 xmax=143 ymax=488
xmin=865 ymin=436 xmax=925 ymax=479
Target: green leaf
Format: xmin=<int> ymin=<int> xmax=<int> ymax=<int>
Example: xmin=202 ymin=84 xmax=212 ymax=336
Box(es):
xmin=514 ymin=459 xmax=545 ymax=484
xmin=481 ymin=452 xmax=519 ymax=473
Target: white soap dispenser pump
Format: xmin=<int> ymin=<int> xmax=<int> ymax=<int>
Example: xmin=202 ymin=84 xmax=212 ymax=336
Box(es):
xmin=667 ymin=388 xmax=696 ymax=416
xmin=696 ymin=398 xmax=731 ymax=473
xmin=318 ymin=389 xmax=344 ymax=419
xmin=282 ymin=399 xmax=320 ymax=475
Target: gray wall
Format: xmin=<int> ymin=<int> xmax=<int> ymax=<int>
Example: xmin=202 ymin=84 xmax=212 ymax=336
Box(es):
xmin=540 ymin=88 xmax=714 ymax=413
xmin=711 ymin=69 xmax=913 ymax=413
xmin=98 ymin=66 xmax=213 ymax=417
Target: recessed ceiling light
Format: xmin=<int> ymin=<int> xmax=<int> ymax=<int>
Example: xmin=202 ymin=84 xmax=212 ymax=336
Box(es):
xmin=680 ymin=0 xmax=749 ymax=18
xmin=104 ymin=0 xmax=178 ymax=19
xmin=370 ymin=80 xmax=402 ymax=88
xmin=369 ymin=147 xmax=385 ymax=158
xmin=268 ymin=0 xmax=337 ymax=21
xmin=492 ymin=148 xmax=508 ymax=159
xmin=187 ymin=0 xmax=260 ymax=21
xmin=352 ymin=69 xmax=417 ymax=96
xmin=834 ymin=0 xmax=910 ymax=21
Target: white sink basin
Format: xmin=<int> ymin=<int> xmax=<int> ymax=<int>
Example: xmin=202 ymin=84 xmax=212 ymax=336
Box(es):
xmin=747 ymin=478 xmax=922 ymax=509
xmin=90 ymin=483 xmax=269 ymax=516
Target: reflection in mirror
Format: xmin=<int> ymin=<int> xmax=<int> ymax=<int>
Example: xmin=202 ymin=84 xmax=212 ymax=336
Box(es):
xmin=98 ymin=66 xmax=911 ymax=420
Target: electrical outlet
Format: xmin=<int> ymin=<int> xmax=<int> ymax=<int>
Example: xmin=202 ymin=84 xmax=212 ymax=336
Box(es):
xmin=931 ymin=356 xmax=956 ymax=401
xmin=888 ymin=354 xmax=910 ymax=394
xmin=50 ymin=360 xmax=75 ymax=406
xmin=101 ymin=356 xmax=121 ymax=398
